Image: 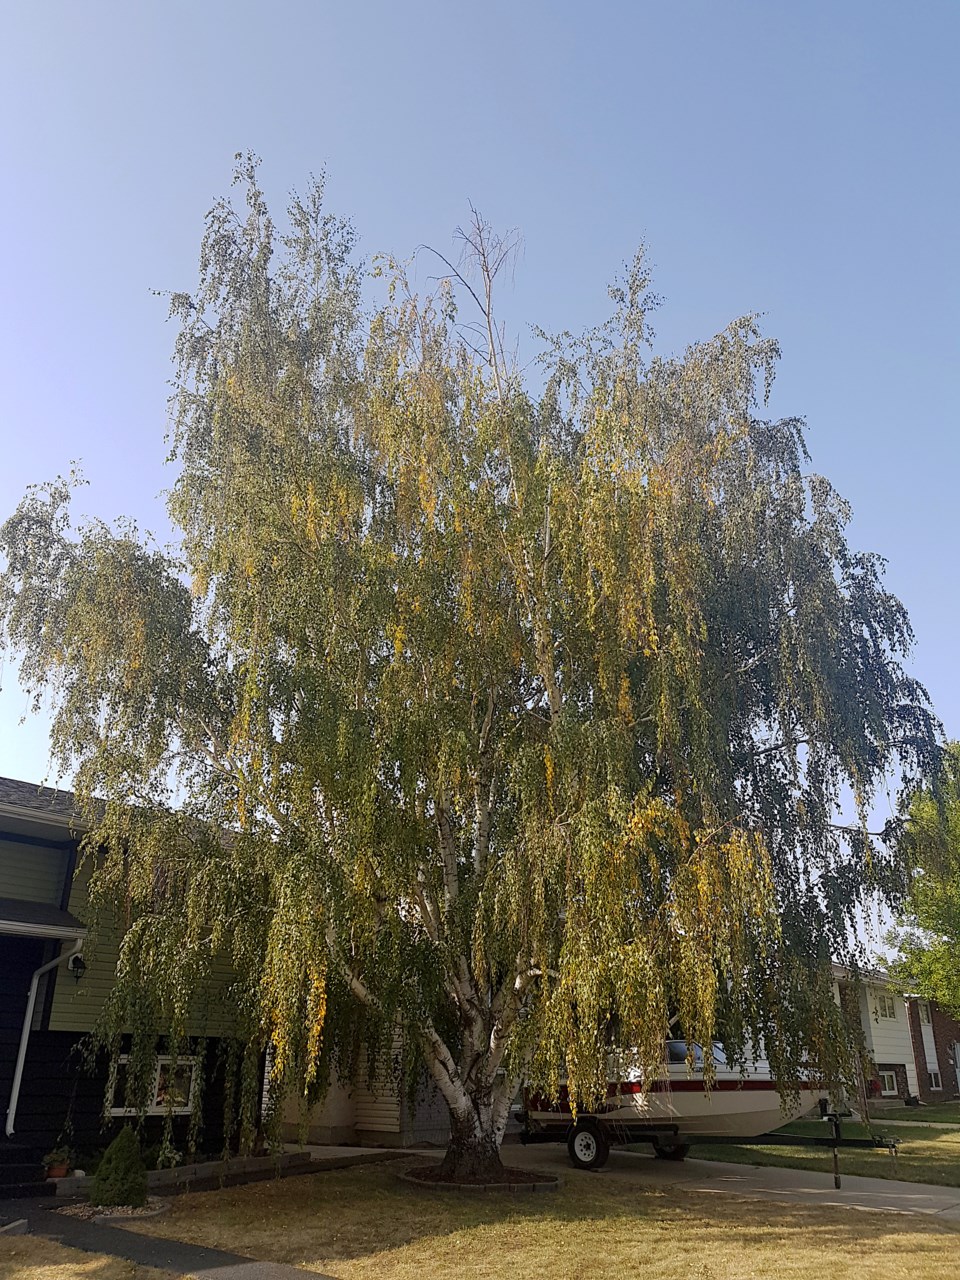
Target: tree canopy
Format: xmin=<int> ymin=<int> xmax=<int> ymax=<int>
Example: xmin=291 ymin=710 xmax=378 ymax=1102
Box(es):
xmin=0 ymin=158 xmax=941 ymax=1176
xmin=889 ymin=742 xmax=960 ymax=1015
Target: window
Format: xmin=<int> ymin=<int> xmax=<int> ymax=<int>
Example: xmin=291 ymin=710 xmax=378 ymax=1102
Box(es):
xmin=666 ymin=1041 xmax=704 ymax=1069
xmin=875 ymin=992 xmax=898 ymax=1020
xmin=918 ymin=1001 xmax=932 ymax=1025
xmin=878 ymin=1070 xmax=898 ymax=1096
xmin=929 ymin=1071 xmax=942 ymax=1091
xmin=711 ymin=1042 xmax=729 ymax=1067
xmin=110 ymin=1056 xmax=196 ymax=1116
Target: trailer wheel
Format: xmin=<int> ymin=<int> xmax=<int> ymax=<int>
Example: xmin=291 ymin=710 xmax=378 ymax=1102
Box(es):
xmin=567 ymin=1119 xmax=610 ymax=1170
xmin=652 ymin=1141 xmax=690 ymax=1161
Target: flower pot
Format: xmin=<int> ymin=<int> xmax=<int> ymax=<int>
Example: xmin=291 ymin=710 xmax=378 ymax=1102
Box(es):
xmin=46 ymin=1163 xmax=70 ymax=1179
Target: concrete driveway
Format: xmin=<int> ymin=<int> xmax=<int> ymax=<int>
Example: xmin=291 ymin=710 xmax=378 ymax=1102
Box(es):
xmin=497 ymin=1141 xmax=960 ymax=1222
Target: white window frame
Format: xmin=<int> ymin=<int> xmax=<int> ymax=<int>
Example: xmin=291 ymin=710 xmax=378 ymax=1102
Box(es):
xmin=929 ymin=1070 xmax=942 ymax=1091
xmin=918 ymin=1001 xmax=932 ymax=1026
xmin=875 ymin=992 xmax=898 ymax=1020
xmin=878 ymin=1070 xmax=898 ymax=1096
xmin=109 ymin=1055 xmax=197 ymax=1117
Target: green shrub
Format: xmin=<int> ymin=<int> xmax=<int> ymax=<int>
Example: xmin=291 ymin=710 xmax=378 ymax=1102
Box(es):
xmin=89 ymin=1127 xmax=148 ymax=1207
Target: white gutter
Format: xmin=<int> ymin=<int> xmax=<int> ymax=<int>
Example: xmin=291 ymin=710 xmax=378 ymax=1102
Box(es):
xmin=5 ymin=937 xmax=84 ymax=1138
xmin=0 ymin=802 xmax=80 ymax=828
xmin=0 ymin=920 xmax=89 ymax=940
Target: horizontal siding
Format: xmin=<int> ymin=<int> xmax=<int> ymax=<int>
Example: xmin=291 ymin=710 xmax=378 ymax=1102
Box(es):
xmin=9 ymin=1030 xmax=105 ymax=1152
xmin=49 ymin=866 xmax=239 ymax=1038
xmin=861 ymin=986 xmax=919 ymax=1095
xmin=0 ymin=837 xmax=68 ymax=905
xmin=47 ymin=870 xmax=115 ymax=1033
xmin=354 ymin=1106 xmax=401 ymax=1133
xmin=182 ymin=953 xmax=238 ymax=1039
xmin=354 ymin=1031 xmax=403 ymax=1133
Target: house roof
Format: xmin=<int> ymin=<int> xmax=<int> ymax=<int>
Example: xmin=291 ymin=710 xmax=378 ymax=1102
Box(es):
xmin=0 ymin=896 xmax=87 ymax=939
xmin=0 ymin=776 xmax=81 ymax=827
xmin=831 ymin=960 xmax=903 ymax=990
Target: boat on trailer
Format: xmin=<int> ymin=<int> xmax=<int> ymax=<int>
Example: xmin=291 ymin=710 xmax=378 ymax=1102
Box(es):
xmin=521 ymin=1040 xmax=828 ymax=1169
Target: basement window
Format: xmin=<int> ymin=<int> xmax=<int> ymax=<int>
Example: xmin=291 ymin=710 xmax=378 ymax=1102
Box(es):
xmin=929 ymin=1071 xmax=943 ymax=1091
xmin=878 ymin=1070 xmax=898 ymax=1096
xmin=110 ymin=1056 xmax=196 ymax=1116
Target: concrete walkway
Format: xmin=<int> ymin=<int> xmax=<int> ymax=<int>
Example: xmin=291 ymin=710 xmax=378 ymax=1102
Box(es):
xmin=678 ymin=1155 xmax=960 ymax=1221
xmin=2 ymin=1199 xmax=330 ymax=1277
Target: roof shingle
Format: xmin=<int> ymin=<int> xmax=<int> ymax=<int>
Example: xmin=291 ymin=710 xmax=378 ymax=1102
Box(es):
xmin=0 ymin=896 xmax=86 ymax=936
xmin=0 ymin=776 xmax=80 ymax=822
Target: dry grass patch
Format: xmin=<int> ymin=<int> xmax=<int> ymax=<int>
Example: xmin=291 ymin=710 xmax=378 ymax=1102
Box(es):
xmin=0 ymin=1233 xmax=177 ymax=1280
xmin=123 ymin=1155 xmax=959 ymax=1280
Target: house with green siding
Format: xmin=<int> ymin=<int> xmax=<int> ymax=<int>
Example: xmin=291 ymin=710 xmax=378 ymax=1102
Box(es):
xmin=0 ymin=775 xmax=457 ymax=1191
xmin=0 ymin=776 xmax=247 ymax=1192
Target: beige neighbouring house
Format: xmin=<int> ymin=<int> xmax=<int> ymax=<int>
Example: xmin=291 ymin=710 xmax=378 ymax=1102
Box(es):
xmin=277 ymin=1028 xmax=450 ymax=1148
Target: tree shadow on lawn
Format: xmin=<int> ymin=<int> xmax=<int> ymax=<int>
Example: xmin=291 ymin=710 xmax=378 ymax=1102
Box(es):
xmin=121 ymin=1156 xmax=960 ymax=1277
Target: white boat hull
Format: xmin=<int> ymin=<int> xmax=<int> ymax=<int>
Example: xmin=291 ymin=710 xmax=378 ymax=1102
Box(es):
xmin=525 ymin=1065 xmax=827 ymax=1141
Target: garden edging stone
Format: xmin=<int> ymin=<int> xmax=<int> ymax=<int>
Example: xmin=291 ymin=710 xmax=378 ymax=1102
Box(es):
xmin=54 ymin=1150 xmax=315 ymax=1197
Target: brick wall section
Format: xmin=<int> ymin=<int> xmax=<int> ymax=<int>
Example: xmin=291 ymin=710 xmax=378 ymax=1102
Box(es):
xmin=874 ymin=1062 xmax=911 ymax=1103
xmin=931 ymin=1005 xmax=960 ymax=1099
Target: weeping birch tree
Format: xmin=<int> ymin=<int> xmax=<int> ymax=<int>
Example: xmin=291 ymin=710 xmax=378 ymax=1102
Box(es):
xmin=0 ymin=159 xmax=940 ymax=1178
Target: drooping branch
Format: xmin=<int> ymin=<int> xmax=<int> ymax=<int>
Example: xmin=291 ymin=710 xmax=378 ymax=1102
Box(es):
xmin=473 ymin=687 xmax=496 ymax=875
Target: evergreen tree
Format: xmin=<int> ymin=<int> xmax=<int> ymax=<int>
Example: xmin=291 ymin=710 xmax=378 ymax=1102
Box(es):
xmin=90 ymin=1127 xmax=148 ymax=1208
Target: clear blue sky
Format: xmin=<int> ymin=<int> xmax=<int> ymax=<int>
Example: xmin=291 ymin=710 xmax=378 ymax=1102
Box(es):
xmin=1 ymin=0 xmax=957 ymax=789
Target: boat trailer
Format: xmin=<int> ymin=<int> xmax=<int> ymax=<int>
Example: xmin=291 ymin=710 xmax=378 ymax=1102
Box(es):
xmin=520 ymin=1106 xmax=900 ymax=1189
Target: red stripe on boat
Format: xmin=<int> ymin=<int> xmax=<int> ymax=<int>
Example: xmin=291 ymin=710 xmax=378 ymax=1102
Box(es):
xmin=525 ymin=1079 xmax=820 ymax=1109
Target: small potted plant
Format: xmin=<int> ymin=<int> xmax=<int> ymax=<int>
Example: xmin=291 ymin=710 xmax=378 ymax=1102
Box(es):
xmin=43 ymin=1145 xmax=74 ymax=1179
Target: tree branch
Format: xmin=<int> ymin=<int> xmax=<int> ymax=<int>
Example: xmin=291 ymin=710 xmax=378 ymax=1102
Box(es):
xmin=436 ymin=791 xmax=460 ymax=910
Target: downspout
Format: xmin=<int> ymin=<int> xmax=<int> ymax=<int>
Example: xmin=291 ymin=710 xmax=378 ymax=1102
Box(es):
xmin=5 ymin=938 xmax=84 ymax=1138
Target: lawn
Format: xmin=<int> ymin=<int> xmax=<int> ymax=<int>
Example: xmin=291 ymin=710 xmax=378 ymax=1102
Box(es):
xmin=0 ymin=1233 xmax=177 ymax=1280
xmin=121 ymin=1151 xmax=959 ymax=1280
xmin=874 ymin=1102 xmax=960 ymax=1125
xmin=694 ymin=1119 xmax=960 ymax=1185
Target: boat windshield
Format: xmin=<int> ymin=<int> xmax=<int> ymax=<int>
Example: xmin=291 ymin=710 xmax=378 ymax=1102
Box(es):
xmin=665 ymin=1041 xmax=729 ymax=1068
xmin=665 ymin=1041 xmax=704 ymax=1067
